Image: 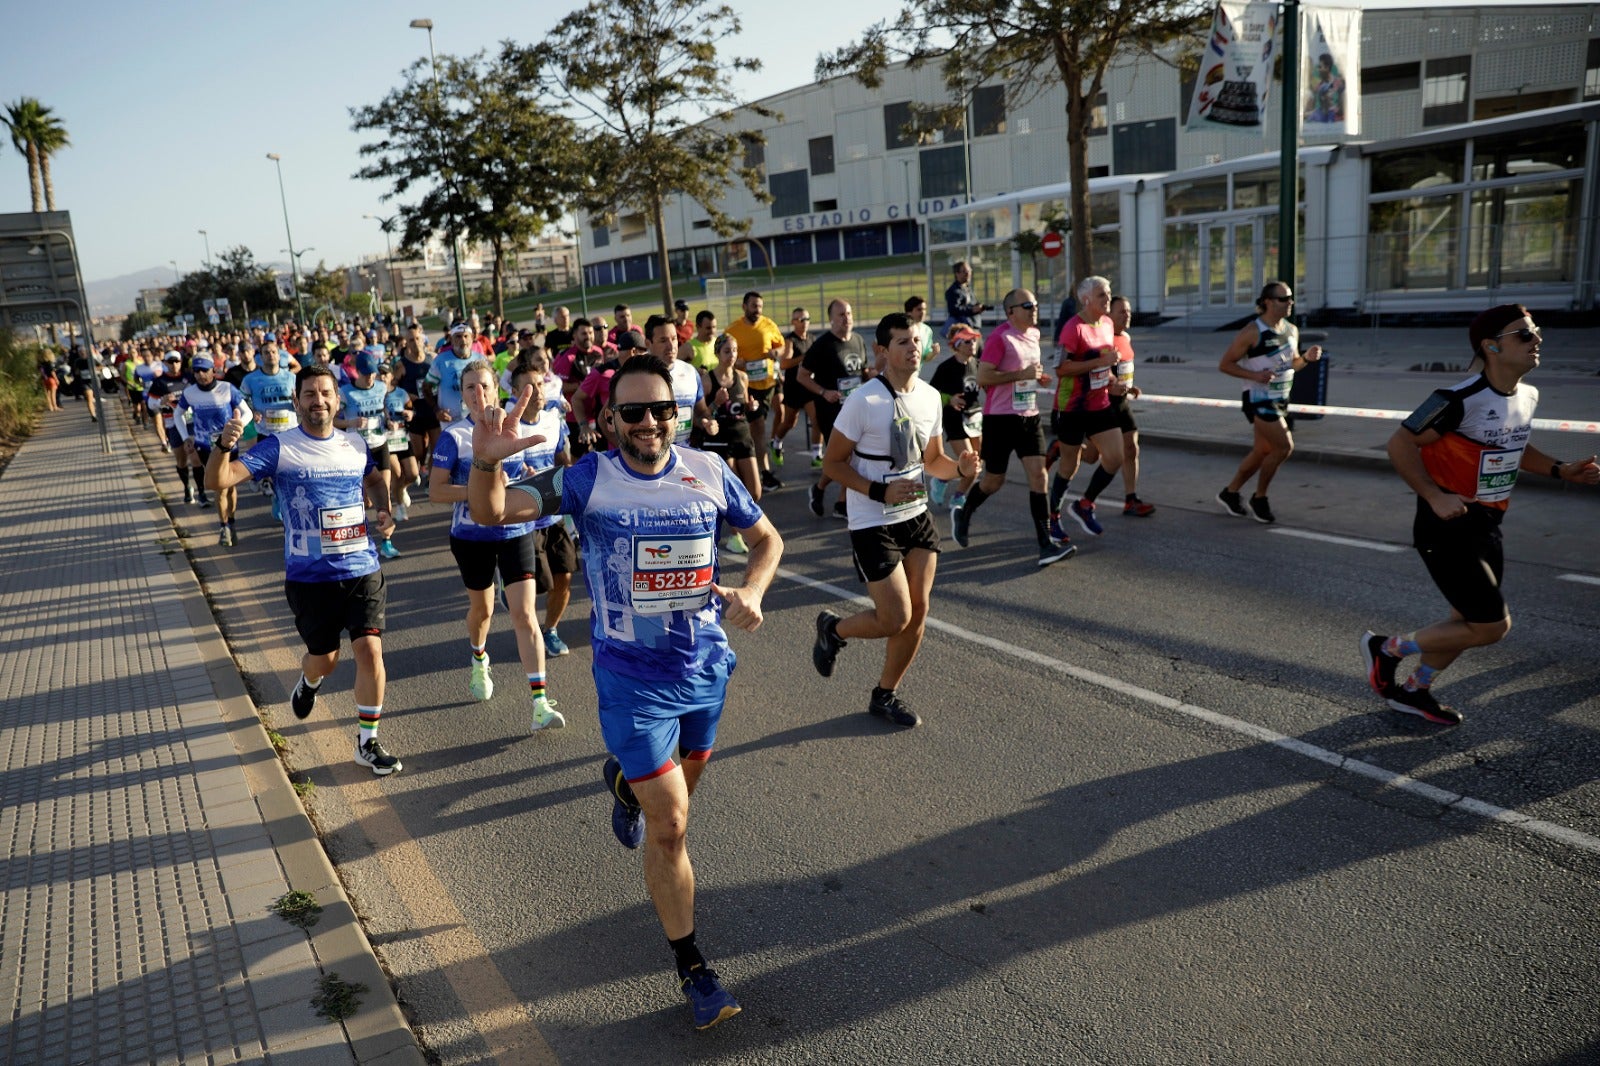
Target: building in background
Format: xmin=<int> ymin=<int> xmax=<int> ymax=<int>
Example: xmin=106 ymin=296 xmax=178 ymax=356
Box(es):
xmin=576 ymin=2 xmax=1600 ymax=321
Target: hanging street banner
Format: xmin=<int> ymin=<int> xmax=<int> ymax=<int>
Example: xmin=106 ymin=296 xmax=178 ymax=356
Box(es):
xmin=1186 ymin=1 xmax=1280 ymax=133
xmin=274 ymin=274 xmax=296 ymax=301
xmin=1302 ymin=5 xmax=1362 ymax=135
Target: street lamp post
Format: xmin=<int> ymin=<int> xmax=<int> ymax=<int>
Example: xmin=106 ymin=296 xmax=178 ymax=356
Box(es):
xmin=265 ymin=153 xmax=309 ymax=325
xmin=363 ymin=213 xmax=398 ymax=316
xmin=280 ymin=246 xmax=315 ymax=322
xmin=410 ymin=17 xmax=470 ymax=319
xmin=198 ymin=229 xmax=212 ymax=269
xmin=169 ymin=259 xmax=180 ymax=283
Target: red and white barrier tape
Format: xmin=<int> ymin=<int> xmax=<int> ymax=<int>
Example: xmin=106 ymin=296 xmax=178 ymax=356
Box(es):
xmin=1134 ymin=394 xmax=1599 ymax=434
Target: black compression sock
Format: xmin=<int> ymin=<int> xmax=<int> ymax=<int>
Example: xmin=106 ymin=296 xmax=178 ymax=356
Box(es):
xmin=961 ymin=485 xmax=990 ymax=516
xmin=177 ymin=467 xmax=191 ymax=487
xmin=1084 ymin=465 xmax=1116 ymax=503
xmin=1029 ymin=491 xmax=1051 ymax=548
xmin=669 ymin=930 xmax=706 ymax=974
xmin=1048 ymin=473 xmax=1071 ymax=513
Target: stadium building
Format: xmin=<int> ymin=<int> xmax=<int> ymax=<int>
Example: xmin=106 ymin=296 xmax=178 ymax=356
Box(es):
xmin=576 ymin=2 xmax=1600 ymax=322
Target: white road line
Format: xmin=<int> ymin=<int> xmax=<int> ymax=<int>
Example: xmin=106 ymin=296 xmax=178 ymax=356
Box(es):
xmin=1268 ymin=528 xmax=1405 ymax=553
xmin=778 ymin=566 xmax=1600 ymax=858
xmin=1557 ymin=574 xmax=1600 ymax=587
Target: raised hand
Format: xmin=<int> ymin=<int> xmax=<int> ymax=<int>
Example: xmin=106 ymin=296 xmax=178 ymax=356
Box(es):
xmin=471 ymin=385 xmax=545 ymax=462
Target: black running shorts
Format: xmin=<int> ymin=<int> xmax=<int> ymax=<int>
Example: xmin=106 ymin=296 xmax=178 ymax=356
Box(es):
xmin=1413 ymin=500 xmax=1507 ymax=624
xmin=1053 ymin=406 xmax=1121 ymax=447
xmin=978 ymin=413 xmax=1045 ymax=475
xmin=850 ymin=511 xmax=941 ymax=584
xmin=285 ymin=571 xmax=387 ymax=656
xmin=450 ymin=533 xmax=538 ymax=592
xmin=1110 ymin=393 xmax=1137 ymax=434
xmin=533 ymin=523 xmax=578 ymax=593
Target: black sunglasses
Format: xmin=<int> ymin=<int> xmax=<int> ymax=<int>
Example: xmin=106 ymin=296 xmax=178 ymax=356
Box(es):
xmin=613 ymin=401 xmax=678 ymax=424
xmin=1006 ymin=302 xmax=1038 ymax=312
xmin=1492 ymin=326 xmax=1541 ymax=343
xmin=1268 ymin=294 xmax=1295 ymax=303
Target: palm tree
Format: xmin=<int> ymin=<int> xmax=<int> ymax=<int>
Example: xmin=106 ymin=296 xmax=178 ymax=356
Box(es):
xmin=3 ymin=98 xmax=69 ymax=211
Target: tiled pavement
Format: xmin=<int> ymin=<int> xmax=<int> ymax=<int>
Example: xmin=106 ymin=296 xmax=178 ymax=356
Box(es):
xmin=0 ymin=400 xmax=421 ymax=1066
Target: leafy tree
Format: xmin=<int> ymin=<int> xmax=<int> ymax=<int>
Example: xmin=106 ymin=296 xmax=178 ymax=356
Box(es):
xmin=3 ymin=97 xmax=70 ymax=212
xmin=120 ymin=310 xmax=165 ymax=342
xmin=516 ymin=0 xmax=773 ymax=314
xmin=352 ymin=49 xmax=582 ymax=318
xmin=300 ymin=262 xmax=347 ymax=312
xmin=160 ymin=246 xmax=282 ymax=321
xmin=819 ymin=0 xmax=1205 ymax=280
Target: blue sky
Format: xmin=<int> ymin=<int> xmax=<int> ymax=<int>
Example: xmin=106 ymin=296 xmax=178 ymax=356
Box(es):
xmin=1 ymin=0 xmax=892 ymax=289
xmin=3 ymin=0 xmax=1516 ymax=296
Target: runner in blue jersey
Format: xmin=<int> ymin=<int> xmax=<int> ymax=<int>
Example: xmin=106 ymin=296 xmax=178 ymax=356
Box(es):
xmin=338 ymin=350 xmax=401 ymax=559
xmin=205 ymin=365 xmax=402 ymax=776
xmin=468 ymin=354 xmax=782 ymax=1031
xmin=426 ymin=322 xmax=477 ymax=426
xmin=381 ymin=361 xmax=417 ymax=521
xmin=240 ymin=343 xmax=298 ymax=523
xmin=176 ymin=355 xmax=252 ymax=547
xmin=429 ymin=360 xmax=567 ymax=731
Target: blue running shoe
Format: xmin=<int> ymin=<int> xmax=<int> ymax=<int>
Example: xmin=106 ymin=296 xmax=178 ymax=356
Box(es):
xmin=679 ymin=966 xmax=741 ymax=1030
xmin=544 ymin=627 xmax=570 ymax=657
xmin=928 ymin=478 xmax=948 ymax=507
xmin=1069 ymin=498 xmax=1104 ymax=537
xmin=1048 ymin=512 xmax=1070 ymax=546
xmin=602 ymin=756 xmax=644 ymax=849
xmin=378 ymin=538 xmax=401 ymax=559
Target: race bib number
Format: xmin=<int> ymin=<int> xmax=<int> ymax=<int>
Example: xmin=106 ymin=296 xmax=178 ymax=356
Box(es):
xmin=676 ymin=412 xmax=693 ymax=442
xmin=259 ymin=408 xmax=295 ymax=434
xmin=881 ymin=465 xmax=927 ymax=519
xmin=362 ymin=415 xmax=386 ymax=447
xmin=1089 ymin=365 xmax=1112 ymax=392
xmin=839 ymin=375 xmax=863 ymax=399
xmin=1013 ymin=379 xmax=1038 ymax=414
xmin=1267 ymin=369 xmax=1293 ymax=401
xmin=318 ymin=506 xmax=369 ymax=556
xmin=746 ymin=360 xmax=770 ymax=384
xmin=630 ymin=534 xmax=714 ymax=615
xmin=1476 ymin=448 xmax=1520 ymax=502
xmin=1116 ymin=361 xmax=1135 ymax=387
xmin=386 ymin=424 xmax=409 ymax=449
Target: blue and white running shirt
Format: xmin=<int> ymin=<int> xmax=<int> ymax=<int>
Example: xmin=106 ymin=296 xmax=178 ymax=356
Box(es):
xmin=176 ymin=382 xmax=250 ymax=447
xmin=240 ymin=368 xmax=297 ymax=436
xmin=238 ymin=427 xmax=379 ymax=582
xmin=509 ymin=446 xmax=763 ymax=680
xmin=432 ymin=419 xmax=535 ymax=542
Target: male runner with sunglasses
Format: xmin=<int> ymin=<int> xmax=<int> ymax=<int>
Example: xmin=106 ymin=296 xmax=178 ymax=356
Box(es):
xmin=1216 ymin=281 xmax=1322 ymax=524
xmin=1361 ymin=304 xmax=1599 ymax=725
xmin=467 ymin=354 xmax=782 ymax=1031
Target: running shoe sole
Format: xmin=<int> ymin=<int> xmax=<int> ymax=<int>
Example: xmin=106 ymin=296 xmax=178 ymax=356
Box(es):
xmin=1386 ymin=689 xmax=1463 ymax=726
xmin=1216 ymin=490 xmax=1247 ymax=517
xmin=290 ymin=680 xmax=316 ymax=720
xmin=1068 ymin=501 xmax=1103 ymax=537
xmin=1360 ymin=631 xmax=1400 ymax=698
xmin=1038 ymin=543 xmax=1078 ymax=568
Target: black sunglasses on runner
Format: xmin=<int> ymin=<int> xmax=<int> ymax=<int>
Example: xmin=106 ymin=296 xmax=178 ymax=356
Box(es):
xmin=1493 ymin=326 xmax=1541 ymax=343
xmin=613 ymin=401 xmax=678 ymax=424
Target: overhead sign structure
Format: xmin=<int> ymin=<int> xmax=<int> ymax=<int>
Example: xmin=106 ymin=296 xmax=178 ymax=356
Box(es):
xmin=0 ymin=210 xmax=110 ymax=452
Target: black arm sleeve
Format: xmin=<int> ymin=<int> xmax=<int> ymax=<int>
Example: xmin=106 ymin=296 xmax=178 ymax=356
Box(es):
xmin=506 ymin=466 xmax=565 ymax=520
xmin=1400 ymin=390 xmax=1463 ymax=436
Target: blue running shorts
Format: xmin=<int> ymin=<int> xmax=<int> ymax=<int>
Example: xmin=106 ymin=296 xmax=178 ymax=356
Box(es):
xmin=595 ymin=651 xmax=736 ymax=782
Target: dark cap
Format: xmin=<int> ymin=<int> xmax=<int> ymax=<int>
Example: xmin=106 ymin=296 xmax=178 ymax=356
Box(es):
xmin=674 ymin=298 xmax=690 ymax=311
xmin=615 ymin=329 xmax=647 ymax=351
xmin=353 ymin=349 xmax=381 ymax=377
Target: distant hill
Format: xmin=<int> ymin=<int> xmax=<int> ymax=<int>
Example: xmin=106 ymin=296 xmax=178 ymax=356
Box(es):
xmin=86 ymin=262 xmax=290 ymax=316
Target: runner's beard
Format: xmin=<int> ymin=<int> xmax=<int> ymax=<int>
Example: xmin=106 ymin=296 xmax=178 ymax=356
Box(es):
xmin=620 ymin=423 xmax=670 ymax=467
xmin=301 ymin=408 xmax=333 ymax=434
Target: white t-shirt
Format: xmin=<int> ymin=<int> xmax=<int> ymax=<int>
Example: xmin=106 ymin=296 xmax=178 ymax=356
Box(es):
xmin=833 ymin=375 xmax=942 ymax=531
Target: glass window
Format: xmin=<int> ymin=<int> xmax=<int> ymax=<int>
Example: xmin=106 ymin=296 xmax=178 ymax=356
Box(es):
xmin=1113 ymin=118 xmax=1176 ymax=174
xmin=927 ymin=217 xmax=967 ymax=246
xmin=1233 ymin=170 xmax=1279 ymax=209
xmin=842 ymin=226 xmax=888 ymax=259
xmin=769 ymin=169 xmax=810 ymax=218
xmin=1370 ymin=146 xmax=1464 ymax=195
xmin=1362 ymin=62 xmax=1421 ymax=94
xmin=809 ymin=136 xmax=834 ymax=176
xmin=1367 ymin=196 xmax=1459 ymax=290
xmin=742 ymin=134 xmax=765 ymax=175
xmin=1470 ymin=124 xmax=1584 ymax=181
xmin=1090 ymin=191 xmax=1120 ymax=229
xmin=1467 ymin=180 xmax=1580 ymax=286
xmin=1088 ymin=92 xmax=1108 ymax=137
xmin=1165 ymin=223 xmax=1201 ymax=299
xmin=968 ymin=207 xmax=1014 ymax=242
xmin=971 ymin=86 xmax=1006 ymax=137
xmin=619 ymin=214 xmax=646 ymax=241
xmin=1423 ymin=56 xmax=1471 ymax=127
xmin=813 ymin=198 xmax=838 ymax=212
xmin=1166 ymin=176 xmax=1228 ymax=216
xmin=1587 ymin=39 xmax=1600 ymax=100
xmin=919 ymin=145 xmax=968 ymax=198
xmin=884 ymin=101 xmax=917 ymax=150
xmin=591 ymin=223 xmax=610 ymax=249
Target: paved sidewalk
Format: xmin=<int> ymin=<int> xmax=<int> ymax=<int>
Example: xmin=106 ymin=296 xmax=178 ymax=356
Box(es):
xmin=0 ymin=402 xmax=421 ymax=1066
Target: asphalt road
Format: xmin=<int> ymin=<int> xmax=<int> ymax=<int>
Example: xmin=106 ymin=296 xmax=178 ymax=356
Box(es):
xmin=165 ymin=433 xmax=1600 ymax=1065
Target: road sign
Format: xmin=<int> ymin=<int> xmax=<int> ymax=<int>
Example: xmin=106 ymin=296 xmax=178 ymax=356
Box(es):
xmin=1041 ymin=231 xmax=1064 ymax=258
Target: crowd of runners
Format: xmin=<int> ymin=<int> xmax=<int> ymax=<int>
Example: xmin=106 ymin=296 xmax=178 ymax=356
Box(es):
xmin=86 ymin=272 xmax=1596 ymax=1030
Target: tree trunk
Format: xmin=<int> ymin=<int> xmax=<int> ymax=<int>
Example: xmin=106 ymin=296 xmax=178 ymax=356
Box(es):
xmin=1064 ymin=91 xmax=1094 ymax=283
xmin=650 ymin=194 xmax=673 ymax=314
xmin=26 ymin=143 xmax=43 ymax=212
xmin=40 ymin=151 xmax=55 ymax=212
xmin=491 ymin=239 xmax=506 ymax=318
